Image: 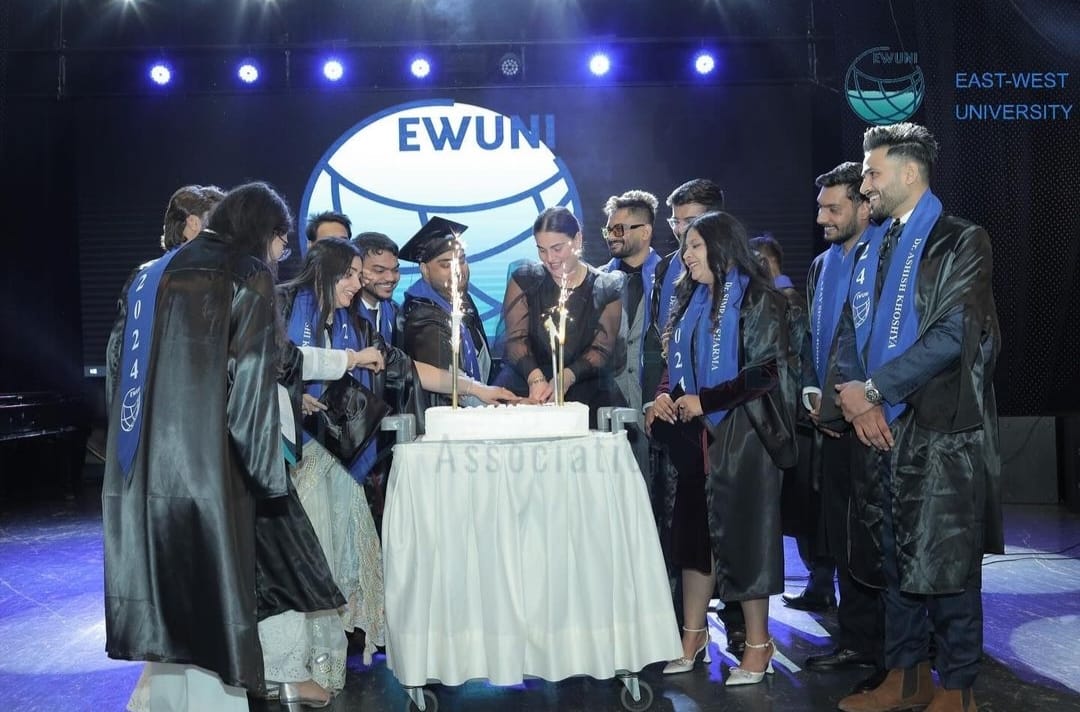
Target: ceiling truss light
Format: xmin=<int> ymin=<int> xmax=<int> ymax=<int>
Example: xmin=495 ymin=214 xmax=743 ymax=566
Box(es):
xmin=588 ymin=52 xmax=611 ymax=77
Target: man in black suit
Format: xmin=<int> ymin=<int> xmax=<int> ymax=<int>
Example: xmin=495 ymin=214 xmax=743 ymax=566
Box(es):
xmin=832 ymin=123 xmax=1002 ymax=712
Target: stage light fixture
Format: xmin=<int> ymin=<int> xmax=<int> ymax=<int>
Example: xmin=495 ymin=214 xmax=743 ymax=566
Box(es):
xmin=499 ymin=52 xmax=521 ymax=78
xmin=410 ymin=56 xmax=431 ymax=79
xmin=694 ymin=52 xmax=716 ymax=75
xmin=149 ymin=62 xmax=172 ymax=86
xmin=588 ymin=53 xmax=611 ymax=77
xmin=237 ymin=62 xmax=259 ymax=84
xmin=322 ymin=59 xmax=344 ymax=81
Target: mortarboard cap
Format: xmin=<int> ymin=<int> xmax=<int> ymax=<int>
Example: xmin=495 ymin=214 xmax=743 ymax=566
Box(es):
xmin=397 ymin=216 xmax=469 ymax=263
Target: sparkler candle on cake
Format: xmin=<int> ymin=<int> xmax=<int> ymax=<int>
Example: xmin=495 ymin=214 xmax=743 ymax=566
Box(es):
xmin=449 ymin=242 xmax=464 ymax=409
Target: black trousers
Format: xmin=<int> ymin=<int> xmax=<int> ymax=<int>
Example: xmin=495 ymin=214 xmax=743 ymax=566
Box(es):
xmin=879 ymin=452 xmax=983 ymax=689
xmin=825 ymin=432 xmax=883 ymax=660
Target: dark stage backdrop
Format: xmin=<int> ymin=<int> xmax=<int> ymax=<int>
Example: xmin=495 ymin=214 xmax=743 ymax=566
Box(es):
xmin=72 ymin=84 xmax=818 ymax=373
xmin=817 ymin=0 xmax=1080 ymax=415
xmin=2 ymin=0 xmax=1078 ymax=419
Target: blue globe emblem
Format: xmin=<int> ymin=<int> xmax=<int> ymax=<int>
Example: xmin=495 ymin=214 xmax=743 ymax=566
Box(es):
xmin=120 ymin=386 xmax=141 ymax=432
xmin=845 ymin=47 xmax=925 ymax=125
xmin=300 ymin=99 xmax=582 ymax=334
xmin=851 ymin=290 xmax=872 ymax=328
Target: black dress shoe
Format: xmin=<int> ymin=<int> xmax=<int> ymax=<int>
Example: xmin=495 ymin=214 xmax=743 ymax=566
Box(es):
xmin=805 ymin=647 xmax=876 ymax=671
xmin=725 ymin=624 xmax=746 ymax=656
xmin=850 ymin=667 xmax=888 ymax=694
xmin=781 ymin=592 xmax=836 ymax=612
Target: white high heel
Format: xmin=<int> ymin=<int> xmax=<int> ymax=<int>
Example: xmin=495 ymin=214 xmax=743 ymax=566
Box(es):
xmin=663 ymin=626 xmax=712 ymax=675
xmin=725 ymin=637 xmax=776 ymax=686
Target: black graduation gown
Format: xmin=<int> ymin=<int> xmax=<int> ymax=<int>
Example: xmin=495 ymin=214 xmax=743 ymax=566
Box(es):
xmin=837 ymin=215 xmax=1004 ymax=595
xmin=277 ymin=284 xmax=425 ymax=454
xmin=401 ymin=290 xmax=490 ymax=417
xmin=653 ymin=282 xmax=798 ymax=600
xmin=103 ymin=235 xmax=298 ymax=691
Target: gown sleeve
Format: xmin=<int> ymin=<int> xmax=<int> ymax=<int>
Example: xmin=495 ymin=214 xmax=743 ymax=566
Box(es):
xmin=567 ymin=292 xmax=621 ymax=384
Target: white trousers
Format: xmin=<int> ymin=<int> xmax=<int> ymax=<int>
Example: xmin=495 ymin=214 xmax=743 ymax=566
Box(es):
xmin=146 ymin=662 xmax=248 ymax=712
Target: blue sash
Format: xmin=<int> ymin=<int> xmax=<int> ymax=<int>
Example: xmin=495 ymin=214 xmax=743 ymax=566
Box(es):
xmin=849 ymin=190 xmax=942 ymax=423
xmin=655 ymin=253 xmax=685 ymax=336
xmin=116 ymin=246 xmax=185 ymax=479
xmin=357 ymin=298 xmax=395 ymax=345
xmin=667 ymin=271 xmax=747 ymax=427
xmin=403 ymin=278 xmax=482 ymax=381
xmin=809 ymin=229 xmax=879 ymax=388
xmin=603 ymin=248 xmax=660 ymax=383
xmin=774 ymin=274 xmax=795 ymax=291
xmin=287 ymin=288 xmax=376 ymax=482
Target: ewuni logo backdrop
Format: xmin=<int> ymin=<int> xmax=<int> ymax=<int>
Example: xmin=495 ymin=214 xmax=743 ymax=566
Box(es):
xmin=300 ymin=98 xmax=581 ymax=332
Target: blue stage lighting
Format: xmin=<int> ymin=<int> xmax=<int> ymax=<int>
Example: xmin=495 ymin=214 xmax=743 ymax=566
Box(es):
xmin=149 ymin=63 xmax=172 ymax=86
xmin=322 ymin=59 xmax=344 ymax=82
xmin=410 ymin=56 xmax=431 ymax=79
xmin=588 ymin=53 xmax=611 ymax=77
xmin=237 ymin=62 xmax=259 ymax=84
xmin=694 ymin=52 xmax=716 ymax=75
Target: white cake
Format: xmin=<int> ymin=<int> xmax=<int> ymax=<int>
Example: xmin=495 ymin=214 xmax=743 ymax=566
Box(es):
xmin=423 ymin=402 xmax=590 ymax=441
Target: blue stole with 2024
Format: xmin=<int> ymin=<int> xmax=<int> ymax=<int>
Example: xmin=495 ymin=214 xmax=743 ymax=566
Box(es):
xmin=668 ymin=270 xmax=747 ymax=427
xmin=603 ymin=248 xmax=660 ymax=384
xmin=656 ymin=254 xmax=685 ymax=336
xmin=849 ymin=190 xmax=942 ymax=423
xmin=287 ymin=288 xmax=376 ymax=482
xmin=403 ymin=278 xmax=482 ymax=381
xmin=357 ymin=298 xmax=395 ymax=345
xmin=809 ymin=227 xmax=880 ymax=388
xmin=116 ymin=246 xmax=186 ymax=479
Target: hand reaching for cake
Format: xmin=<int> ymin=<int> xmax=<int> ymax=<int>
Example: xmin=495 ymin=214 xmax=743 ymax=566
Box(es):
xmin=347 ymin=347 xmax=385 ymax=373
xmin=473 ymin=384 xmax=519 ymax=405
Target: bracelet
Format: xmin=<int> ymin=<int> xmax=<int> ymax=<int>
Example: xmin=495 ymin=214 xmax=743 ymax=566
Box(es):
xmin=527 ymin=375 xmax=546 ymax=386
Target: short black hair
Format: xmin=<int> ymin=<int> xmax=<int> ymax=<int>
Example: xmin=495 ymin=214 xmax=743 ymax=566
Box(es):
xmin=305 ymin=210 xmax=352 ymax=242
xmin=351 ymin=231 xmax=399 ymax=259
xmin=749 ymin=233 xmax=783 ymax=270
xmin=665 ymin=179 xmax=725 ymax=211
xmin=815 ymin=161 xmax=867 ymax=205
xmin=862 ymin=122 xmax=939 ymax=179
xmin=603 ymin=190 xmax=659 ymax=223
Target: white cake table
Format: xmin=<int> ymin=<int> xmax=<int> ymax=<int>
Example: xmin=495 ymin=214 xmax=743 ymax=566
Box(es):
xmin=382 ymin=431 xmax=680 ymax=706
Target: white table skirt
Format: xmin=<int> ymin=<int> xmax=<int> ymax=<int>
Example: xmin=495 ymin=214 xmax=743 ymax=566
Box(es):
xmin=383 ymin=432 xmax=681 ymax=687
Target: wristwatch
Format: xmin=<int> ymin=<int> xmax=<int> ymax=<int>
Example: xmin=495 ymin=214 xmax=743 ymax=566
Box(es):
xmin=864 ymin=378 xmax=883 ymax=405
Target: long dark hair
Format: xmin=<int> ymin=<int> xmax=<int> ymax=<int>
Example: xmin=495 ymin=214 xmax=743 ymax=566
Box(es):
xmin=280 ymin=237 xmax=360 ymax=344
xmin=663 ymin=211 xmax=773 ymax=345
xmin=206 ymin=181 xmax=293 ymax=264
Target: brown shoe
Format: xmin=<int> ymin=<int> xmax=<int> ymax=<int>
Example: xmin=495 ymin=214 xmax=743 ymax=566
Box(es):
xmin=925 ymin=688 xmax=976 ymax=712
xmin=837 ymin=662 xmax=935 ymax=712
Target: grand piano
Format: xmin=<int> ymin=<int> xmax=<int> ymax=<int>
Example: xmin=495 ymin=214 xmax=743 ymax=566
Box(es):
xmin=0 ymin=392 xmax=89 ymax=499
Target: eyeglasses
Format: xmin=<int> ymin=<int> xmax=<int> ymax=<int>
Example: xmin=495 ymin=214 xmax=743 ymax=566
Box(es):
xmin=666 ymin=216 xmax=699 ymax=232
xmin=601 ymin=223 xmax=646 ymax=240
xmin=273 ymin=232 xmax=292 ymax=262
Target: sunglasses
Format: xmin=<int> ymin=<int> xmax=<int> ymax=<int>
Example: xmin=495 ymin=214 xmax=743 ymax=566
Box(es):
xmin=601 ymin=223 xmax=646 ymax=239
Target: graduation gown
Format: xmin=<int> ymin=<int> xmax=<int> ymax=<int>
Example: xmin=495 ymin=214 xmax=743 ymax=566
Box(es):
xmin=103 ymin=235 xmax=294 ymax=691
xmin=837 ymin=215 xmax=1003 ymax=595
xmin=402 ymin=288 xmax=491 ymax=414
xmin=653 ymin=282 xmax=798 ymax=600
xmin=278 ymin=285 xmax=425 ymax=453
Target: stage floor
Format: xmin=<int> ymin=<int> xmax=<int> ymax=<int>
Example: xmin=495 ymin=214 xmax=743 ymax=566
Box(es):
xmin=2 ymin=477 xmax=1079 ymax=712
